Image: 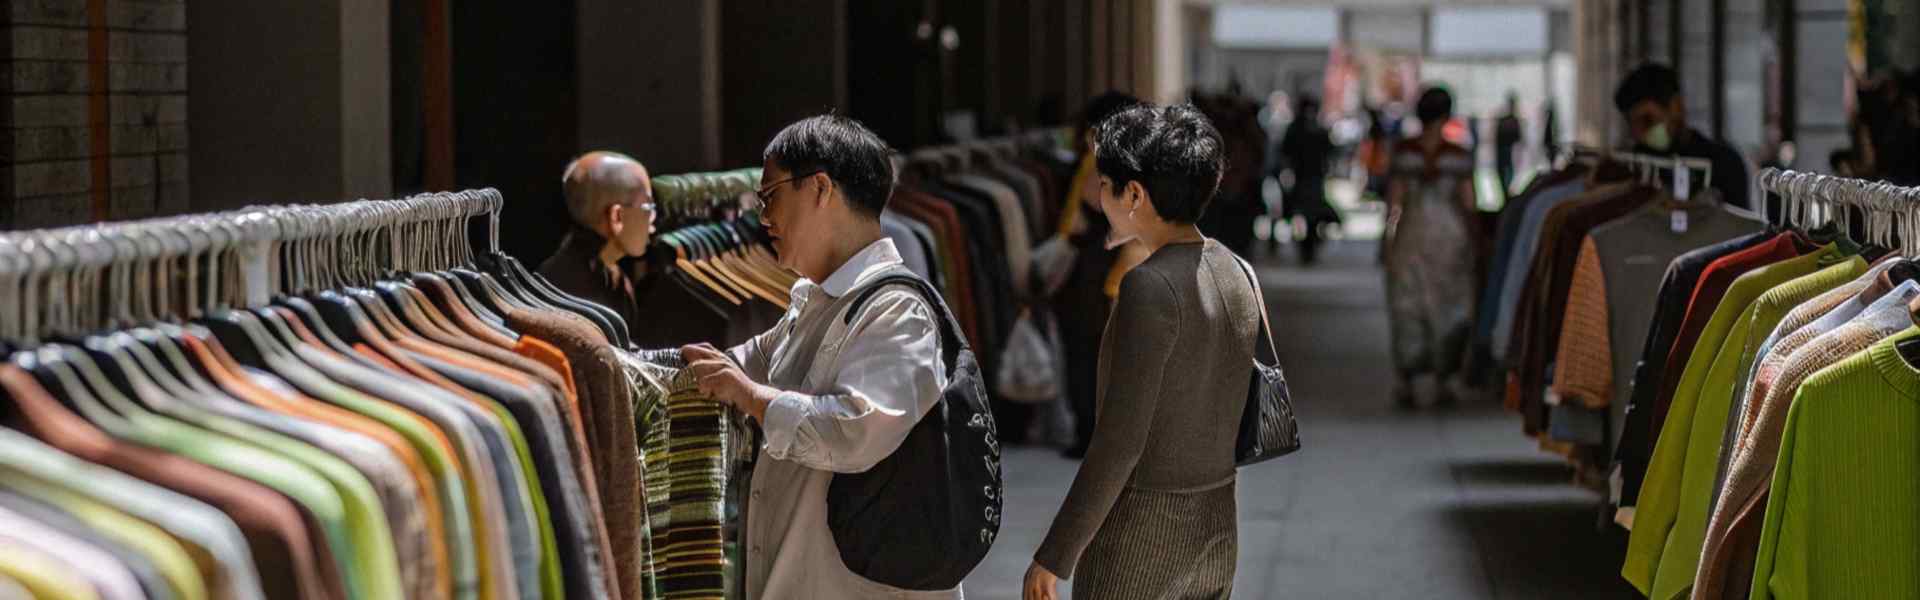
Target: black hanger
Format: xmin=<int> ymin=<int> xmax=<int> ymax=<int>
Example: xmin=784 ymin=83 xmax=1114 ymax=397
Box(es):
xmin=521 ymin=255 xmax=628 ymax=335
xmin=509 ymin=255 xmax=630 ymax=346
xmin=448 ymin=267 xmax=520 ymax=317
xmin=347 ymin=287 xmax=421 ymax=342
xmin=305 ymin=289 xmax=386 ymax=349
xmin=108 ymin=329 xmax=236 ymax=407
xmin=273 ymin=296 xmax=361 ymax=355
xmin=124 ymin=328 xmax=210 ymax=392
xmin=17 ymin=347 xmax=133 ymax=425
xmin=417 ymin=271 xmax=515 ymax=336
xmin=143 ymin=323 xmax=238 ymax=396
xmin=69 ymin=337 xmax=180 ymax=416
xmin=193 ymin=309 xmax=277 ymax=368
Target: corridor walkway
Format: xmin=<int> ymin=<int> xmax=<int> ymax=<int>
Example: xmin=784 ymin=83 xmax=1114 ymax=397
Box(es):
xmin=965 ymin=240 xmax=1637 ymax=599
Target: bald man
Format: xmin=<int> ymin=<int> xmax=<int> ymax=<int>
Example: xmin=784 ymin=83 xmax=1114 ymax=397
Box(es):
xmin=539 ymin=151 xmax=656 ymax=329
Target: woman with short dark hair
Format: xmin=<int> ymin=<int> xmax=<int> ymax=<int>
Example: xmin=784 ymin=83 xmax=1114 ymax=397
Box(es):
xmin=1023 ymin=103 xmax=1264 ymax=600
xmin=1383 ymin=86 xmax=1480 ymax=407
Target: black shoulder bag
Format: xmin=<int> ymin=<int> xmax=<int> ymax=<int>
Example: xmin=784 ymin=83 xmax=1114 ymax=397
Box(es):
xmin=828 ymin=273 xmax=1003 ymax=590
xmin=1229 ymin=256 xmax=1302 ymax=466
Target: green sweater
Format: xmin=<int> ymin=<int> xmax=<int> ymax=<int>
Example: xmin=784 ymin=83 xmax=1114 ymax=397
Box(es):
xmin=1649 ymin=257 xmax=1865 ymax=599
xmin=1622 ymin=245 xmax=1853 ymax=596
xmin=1750 ymin=327 xmax=1920 ymax=599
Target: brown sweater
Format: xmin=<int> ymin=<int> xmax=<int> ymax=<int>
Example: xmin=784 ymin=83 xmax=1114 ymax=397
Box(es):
xmin=1034 ymin=239 xmax=1262 ymax=578
xmin=501 ymin=307 xmax=636 ymax=600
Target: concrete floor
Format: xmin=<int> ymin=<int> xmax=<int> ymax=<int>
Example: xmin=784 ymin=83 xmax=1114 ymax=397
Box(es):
xmin=963 ymin=239 xmax=1637 ymax=599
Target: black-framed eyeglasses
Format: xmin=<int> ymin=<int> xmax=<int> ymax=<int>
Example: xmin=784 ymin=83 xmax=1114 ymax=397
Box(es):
xmin=751 ymin=171 xmax=822 ymax=210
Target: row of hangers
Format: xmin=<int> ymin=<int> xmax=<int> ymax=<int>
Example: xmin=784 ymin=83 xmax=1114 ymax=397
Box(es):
xmin=1560 ymin=144 xmax=1716 ymax=200
xmin=0 ymin=189 xmax=634 ymax=357
xmin=650 ymin=169 xmax=797 ymax=310
xmin=902 ymin=128 xmax=1067 ymax=181
xmin=1759 ymin=168 xmax=1920 ymax=362
xmin=640 ymin=127 xmax=1068 ymax=310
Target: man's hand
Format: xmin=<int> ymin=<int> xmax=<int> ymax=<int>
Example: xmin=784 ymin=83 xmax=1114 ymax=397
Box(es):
xmin=682 ymin=343 xmax=777 ymax=422
xmin=1023 ymin=562 xmax=1060 ymax=600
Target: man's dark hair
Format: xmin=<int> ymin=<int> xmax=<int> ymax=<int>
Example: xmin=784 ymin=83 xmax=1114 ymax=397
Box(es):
xmin=1415 ymin=87 xmax=1453 ymax=124
xmin=1078 ymin=91 xmax=1143 ymax=138
xmin=1094 ymin=103 xmax=1226 ymax=224
xmin=1614 ymin=63 xmax=1682 ymax=114
xmin=763 ymin=115 xmax=898 ymax=218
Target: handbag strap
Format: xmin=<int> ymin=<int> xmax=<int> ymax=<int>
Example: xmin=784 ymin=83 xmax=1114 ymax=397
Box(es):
xmin=1226 ymin=254 xmax=1278 ymax=368
xmin=841 ymin=273 xmax=969 ymax=376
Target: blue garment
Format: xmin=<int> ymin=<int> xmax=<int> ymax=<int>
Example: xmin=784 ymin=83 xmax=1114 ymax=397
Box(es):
xmin=1475 ymin=179 xmax=1559 ymax=346
xmin=881 ymin=212 xmax=935 ymax=281
xmin=1489 ymin=180 xmax=1588 ymax=364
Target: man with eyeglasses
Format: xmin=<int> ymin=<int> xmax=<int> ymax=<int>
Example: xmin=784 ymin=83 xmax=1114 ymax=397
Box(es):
xmin=678 ymin=115 xmax=968 ymax=598
xmin=539 ymin=150 xmax=657 ymax=335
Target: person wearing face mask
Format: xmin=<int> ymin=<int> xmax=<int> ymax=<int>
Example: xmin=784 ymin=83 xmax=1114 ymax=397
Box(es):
xmin=539 ymin=150 xmax=658 ymax=336
xmin=1024 ymin=103 xmax=1262 ymax=600
xmin=1614 ymin=63 xmax=1751 ymax=210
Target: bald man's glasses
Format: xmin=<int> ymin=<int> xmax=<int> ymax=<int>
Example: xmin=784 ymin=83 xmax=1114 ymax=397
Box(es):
xmin=750 ymin=171 xmax=821 ymax=211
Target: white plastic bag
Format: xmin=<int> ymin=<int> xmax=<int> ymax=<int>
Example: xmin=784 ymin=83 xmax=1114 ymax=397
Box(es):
xmin=996 ymin=308 xmax=1061 ymax=404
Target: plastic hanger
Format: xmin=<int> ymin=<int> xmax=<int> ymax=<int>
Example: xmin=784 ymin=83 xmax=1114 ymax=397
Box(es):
xmin=409 ymin=274 xmax=519 ymax=347
xmin=685 ymin=227 xmax=761 ymax=303
xmin=702 ymin=223 xmax=786 ymax=304
xmin=665 ymin=231 xmax=743 ymax=306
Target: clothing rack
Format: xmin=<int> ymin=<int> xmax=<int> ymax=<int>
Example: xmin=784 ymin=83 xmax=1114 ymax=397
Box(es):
xmin=0 ymin=185 xmax=733 ymax=600
xmin=1760 ymin=167 xmax=1920 ymax=255
xmin=652 ymin=168 xmax=762 ymax=225
xmin=906 ymin=128 xmax=1071 ymax=177
xmin=0 ymin=189 xmax=505 ymax=346
xmin=1561 ymin=145 xmax=1715 ymax=195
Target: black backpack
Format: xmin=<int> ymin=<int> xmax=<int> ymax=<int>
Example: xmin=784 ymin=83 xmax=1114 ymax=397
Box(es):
xmin=826 ymin=273 xmax=1003 ymax=590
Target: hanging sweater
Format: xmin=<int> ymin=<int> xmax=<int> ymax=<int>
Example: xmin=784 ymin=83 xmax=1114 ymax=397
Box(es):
xmin=1746 ymin=330 xmax=1920 ymax=600
xmin=1551 ymin=202 xmax=1762 ymax=413
xmin=1694 ymin=281 xmax=1920 ymax=600
xmin=1621 ymin=246 xmax=1853 ymax=597
xmin=1645 ymin=257 xmax=1866 ymax=600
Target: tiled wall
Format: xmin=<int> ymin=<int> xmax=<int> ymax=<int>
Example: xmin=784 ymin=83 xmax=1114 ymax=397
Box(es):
xmin=4 ymin=0 xmax=187 ymax=230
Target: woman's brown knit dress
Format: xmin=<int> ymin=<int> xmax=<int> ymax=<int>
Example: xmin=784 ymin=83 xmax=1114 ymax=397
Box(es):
xmin=1035 ymin=239 xmax=1261 ymax=600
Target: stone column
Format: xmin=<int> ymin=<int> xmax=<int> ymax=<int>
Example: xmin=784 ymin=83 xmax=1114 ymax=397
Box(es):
xmin=188 ymin=0 xmax=389 ymax=211
xmin=1721 ymin=0 xmax=1770 ymax=157
xmin=1678 ymin=0 xmax=1715 ymax=130
xmin=720 ymin=0 xmax=846 ymax=165
xmin=578 ymin=0 xmax=722 ymax=174
xmin=1789 ymin=0 xmax=1852 ymax=172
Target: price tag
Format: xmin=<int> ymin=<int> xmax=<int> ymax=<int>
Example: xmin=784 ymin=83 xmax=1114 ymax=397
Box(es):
xmin=1673 ymin=165 xmax=1691 ymax=201
xmin=1671 ymin=210 xmax=1689 ymax=233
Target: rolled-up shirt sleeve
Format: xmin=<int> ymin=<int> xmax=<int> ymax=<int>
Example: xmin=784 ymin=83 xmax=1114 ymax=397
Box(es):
xmin=758 ymin=290 xmax=945 ymax=474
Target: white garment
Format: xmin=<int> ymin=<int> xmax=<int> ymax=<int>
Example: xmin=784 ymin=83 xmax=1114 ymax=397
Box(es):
xmin=0 ymin=505 xmax=147 ymax=600
xmin=730 ymin=238 xmax=959 ymax=599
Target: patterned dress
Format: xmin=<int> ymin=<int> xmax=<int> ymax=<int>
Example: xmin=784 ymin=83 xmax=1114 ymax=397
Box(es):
xmin=1384 ymin=146 xmax=1479 ymax=377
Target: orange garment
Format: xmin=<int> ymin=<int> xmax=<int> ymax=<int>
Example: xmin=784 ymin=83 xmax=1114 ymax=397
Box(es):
xmin=181 ymin=335 xmax=453 ymax=600
xmin=513 ymin=336 xmax=599 ymax=504
xmin=1552 ymin=236 xmax=1613 ymax=409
